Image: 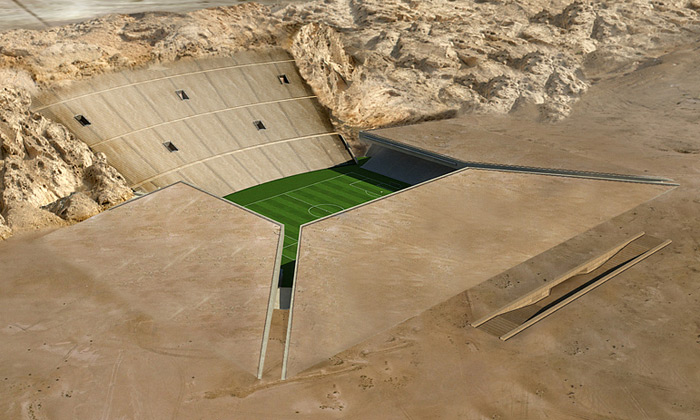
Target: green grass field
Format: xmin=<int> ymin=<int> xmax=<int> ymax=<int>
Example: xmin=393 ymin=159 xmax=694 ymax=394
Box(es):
xmin=224 ymin=158 xmax=409 ymax=287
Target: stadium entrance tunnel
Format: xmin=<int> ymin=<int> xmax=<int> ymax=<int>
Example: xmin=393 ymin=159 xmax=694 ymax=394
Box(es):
xmin=224 ymin=155 xmax=458 ymax=308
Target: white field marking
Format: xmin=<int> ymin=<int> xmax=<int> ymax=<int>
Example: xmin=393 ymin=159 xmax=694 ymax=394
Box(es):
xmin=283 ymin=234 xmax=298 ymax=248
xmin=347 ymin=171 xmax=403 ymax=198
xmin=282 ymin=250 xmax=297 ymax=261
xmin=284 ymin=193 xmax=318 ymax=208
xmin=307 ymin=204 xmax=344 ymax=218
xmin=349 ymin=178 xmax=397 ymax=191
xmin=244 ymin=173 xmax=347 ymax=206
xmin=33 ymin=59 xmax=297 ymax=111
xmin=245 ymin=170 xmax=399 ymax=225
xmin=285 ymin=194 xmax=344 ymax=217
xmin=349 ymin=180 xmax=384 ymax=198
xmin=244 ymin=171 xmax=399 ymax=256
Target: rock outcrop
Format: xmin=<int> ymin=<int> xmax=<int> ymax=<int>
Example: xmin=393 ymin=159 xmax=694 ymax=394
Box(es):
xmin=42 ymin=191 xmax=103 ymax=223
xmin=280 ymin=0 xmax=700 ymax=126
xmin=0 ymin=1 xmax=698 ymax=237
xmin=0 ymin=85 xmax=132 ymax=237
xmin=2 ymin=1 xmax=697 ymax=126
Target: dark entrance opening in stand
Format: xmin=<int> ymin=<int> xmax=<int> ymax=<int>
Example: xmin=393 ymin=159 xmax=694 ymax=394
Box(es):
xmin=74 ymin=115 xmax=91 ymax=126
xmin=254 ymin=120 xmax=266 ymax=130
xmin=278 ymin=74 xmax=290 ymax=84
xmin=175 ymin=90 xmax=189 ymax=100
xmin=163 ymin=141 xmax=179 ymax=152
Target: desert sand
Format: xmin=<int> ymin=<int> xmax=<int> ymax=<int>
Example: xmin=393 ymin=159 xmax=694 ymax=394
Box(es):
xmin=0 ymin=1 xmax=699 ymax=419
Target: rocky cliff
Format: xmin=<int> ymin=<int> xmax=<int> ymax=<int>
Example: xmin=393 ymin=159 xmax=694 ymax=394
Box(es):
xmin=0 ymin=83 xmax=132 ymax=238
xmin=0 ymin=1 xmax=698 ymax=238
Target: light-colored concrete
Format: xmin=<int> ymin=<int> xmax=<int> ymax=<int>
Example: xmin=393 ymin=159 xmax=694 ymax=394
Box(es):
xmin=498 ymin=237 xmax=671 ymax=341
xmin=33 ymin=50 xmax=352 ymax=196
xmin=283 ymin=169 xmax=672 ymax=378
xmin=362 ymin=118 xmax=675 ymax=183
xmin=0 ymin=182 xmax=284 ymax=416
xmin=471 ymin=232 xmax=648 ymax=327
xmin=472 ymin=233 xmax=669 ymax=338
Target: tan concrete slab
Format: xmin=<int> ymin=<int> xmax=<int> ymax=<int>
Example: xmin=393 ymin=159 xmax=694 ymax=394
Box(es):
xmin=176 ymin=162 xmax=236 ymax=195
xmin=475 ymin=234 xmax=670 ymax=340
xmin=31 ymin=51 xmax=298 ymax=108
xmin=284 ymin=169 xmax=672 ymax=378
xmin=0 ymin=183 xmax=283 ymax=391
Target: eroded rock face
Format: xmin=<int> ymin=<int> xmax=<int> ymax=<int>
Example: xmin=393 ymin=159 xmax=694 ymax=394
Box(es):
xmin=280 ymin=0 xmax=700 ymax=125
xmin=0 ymin=4 xmax=282 ymax=86
xmin=1 ymin=1 xmax=696 ymax=127
xmin=83 ymin=153 xmax=133 ymax=207
xmin=3 ymin=201 xmax=66 ymax=232
xmin=42 ymin=191 xmax=102 ymax=222
xmin=0 ymin=85 xmax=132 ymax=238
xmin=0 ymin=214 xmax=10 ymax=240
xmin=0 ymin=1 xmax=697 ymax=237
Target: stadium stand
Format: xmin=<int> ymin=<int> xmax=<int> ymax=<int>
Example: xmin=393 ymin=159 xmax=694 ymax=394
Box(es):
xmin=32 ymin=49 xmax=353 ymax=196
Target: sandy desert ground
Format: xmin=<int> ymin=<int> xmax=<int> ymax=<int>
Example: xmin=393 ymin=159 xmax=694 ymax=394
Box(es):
xmin=0 ymin=1 xmax=699 ymax=419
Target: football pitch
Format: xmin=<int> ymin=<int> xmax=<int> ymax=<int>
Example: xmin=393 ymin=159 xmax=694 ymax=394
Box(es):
xmin=224 ymin=159 xmax=409 ymax=286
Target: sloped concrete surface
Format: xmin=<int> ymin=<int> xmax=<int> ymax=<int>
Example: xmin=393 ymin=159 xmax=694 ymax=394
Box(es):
xmin=284 ymin=169 xmax=672 ymax=378
xmin=34 ymin=49 xmax=351 ymax=196
xmin=0 ymin=183 xmax=283 ymax=418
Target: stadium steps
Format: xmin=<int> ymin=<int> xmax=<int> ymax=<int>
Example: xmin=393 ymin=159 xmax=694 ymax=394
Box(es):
xmin=474 ymin=232 xmax=671 ymax=341
xmin=477 ymin=316 xmax=520 ymax=337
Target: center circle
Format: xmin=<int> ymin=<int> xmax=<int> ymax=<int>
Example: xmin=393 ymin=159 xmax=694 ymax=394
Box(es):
xmin=308 ymin=204 xmax=344 ymax=218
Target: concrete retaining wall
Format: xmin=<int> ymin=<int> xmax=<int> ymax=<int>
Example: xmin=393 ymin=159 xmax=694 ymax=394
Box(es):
xmin=363 ymin=143 xmax=455 ymax=185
